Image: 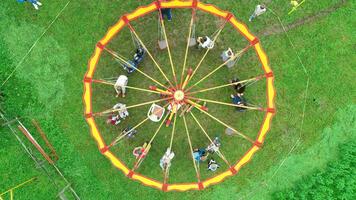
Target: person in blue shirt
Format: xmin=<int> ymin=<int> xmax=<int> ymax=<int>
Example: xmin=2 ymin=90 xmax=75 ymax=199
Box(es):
xmin=18 ymin=0 xmax=42 ymax=10
xmin=231 ymin=93 xmax=247 ymax=112
xmin=193 ymin=148 xmax=208 ymax=162
xmin=123 ymin=60 xmax=137 ymax=74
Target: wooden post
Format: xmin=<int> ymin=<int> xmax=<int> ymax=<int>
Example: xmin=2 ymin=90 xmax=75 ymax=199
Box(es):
xmin=31 ymin=119 xmax=59 ymax=161
xmin=18 ymin=122 xmax=54 ymax=164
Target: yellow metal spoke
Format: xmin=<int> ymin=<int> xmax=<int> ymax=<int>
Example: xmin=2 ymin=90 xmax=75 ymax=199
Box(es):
xmin=159 ymin=13 xmax=177 ymax=85
xmin=129 ymin=27 xmax=174 ymax=87
xmin=189 ymin=104 xmax=254 ymax=143
xmin=111 ymin=118 xmax=149 ymax=147
xmin=190 ymin=112 xmax=231 ymax=166
xmin=187 ymin=75 xmax=262 ymax=95
xmin=104 ymin=47 xmax=168 ymax=89
xmin=189 ymin=97 xmax=263 ymax=111
xmin=169 ymin=113 xmax=177 ymax=150
xmin=187 ymin=45 xmax=251 ymax=91
xmin=109 ymin=103 xmax=170 ymax=148
xmin=187 ymin=28 xmax=224 ymax=87
xmin=93 ymin=97 xmax=171 ymax=116
xmin=164 ymin=113 xmax=178 ymax=184
xmin=183 ymin=116 xmax=201 ymax=182
xmin=93 ymin=79 xmax=163 ymax=95
xmin=180 ymin=9 xmax=196 ymax=86
xmin=133 ymin=113 xmax=169 ymax=171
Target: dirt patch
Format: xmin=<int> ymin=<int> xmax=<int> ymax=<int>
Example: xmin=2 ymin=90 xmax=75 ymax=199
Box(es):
xmin=260 ymin=0 xmax=347 ymax=36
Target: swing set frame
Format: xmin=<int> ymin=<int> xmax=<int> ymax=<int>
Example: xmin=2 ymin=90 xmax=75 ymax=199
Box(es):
xmin=0 ymin=112 xmax=81 ymax=199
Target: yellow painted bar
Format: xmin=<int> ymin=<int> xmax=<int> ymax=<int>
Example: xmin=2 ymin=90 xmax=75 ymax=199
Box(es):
xmin=161 ymin=0 xmax=192 ymax=8
xmin=267 ymin=78 xmax=276 ymax=108
xmin=126 ymin=3 xmax=157 ymax=20
xmin=86 ymin=118 xmax=105 ymax=148
xmin=87 ymin=48 xmax=102 ymax=78
xmin=203 ymin=170 xmax=232 ymax=188
xmin=255 ymin=43 xmax=272 ymax=73
xmin=257 ymin=113 xmax=273 ymax=142
xmin=156 ymin=88 xmax=171 ymax=95
xmin=234 ymin=146 xmax=260 ymax=171
xmin=182 ymin=74 xmax=191 ymax=89
xmin=186 ymin=99 xmax=204 ymax=110
xmin=197 ymin=3 xmax=228 ymax=18
xmin=105 ymin=152 xmax=130 ymax=175
xmin=167 ymin=183 xmax=199 ymax=191
xmin=230 ymin=17 xmax=256 ymax=42
xmin=83 ymin=83 xmax=92 ymax=114
xmin=0 ymin=177 xmax=36 ymax=196
xmin=99 ymin=20 xmax=126 ymax=45
xmin=132 ymin=174 xmax=163 ymax=189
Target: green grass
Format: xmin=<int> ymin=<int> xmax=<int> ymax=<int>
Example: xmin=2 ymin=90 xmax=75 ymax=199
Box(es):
xmin=0 ymin=0 xmax=355 ymax=199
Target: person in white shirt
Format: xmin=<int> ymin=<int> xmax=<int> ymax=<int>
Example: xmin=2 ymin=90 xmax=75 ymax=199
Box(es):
xmin=113 ymin=103 xmax=129 ymax=119
xmin=160 ymin=148 xmax=175 ymax=170
xmin=114 ymin=75 xmax=128 ymax=97
xmin=249 ymin=4 xmax=267 ymax=22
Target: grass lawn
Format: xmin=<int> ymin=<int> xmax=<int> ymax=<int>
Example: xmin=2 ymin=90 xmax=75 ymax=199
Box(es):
xmin=0 ymin=0 xmax=355 ymax=199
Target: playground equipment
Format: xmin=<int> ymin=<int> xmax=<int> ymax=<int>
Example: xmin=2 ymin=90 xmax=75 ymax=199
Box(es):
xmin=31 ymin=120 xmax=59 ymax=161
xmin=289 ymin=0 xmax=306 ymax=15
xmin=18 ymin=121 xmax=55 ymax=164
xmin=83 ymin=0 xmax=275 ymax=191
xmin=0 ymin=113 xmax=80 ymax=199
xmin=0 ymin=177 xmax=36 ymax=200
xmin=148 ymin=104 xmax=166 ymax=122
xmin=157 ymin=11 xmax=168 ymax=50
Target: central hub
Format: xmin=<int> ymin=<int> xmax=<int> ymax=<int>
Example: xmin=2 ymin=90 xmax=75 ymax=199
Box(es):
xmin=173 ymin=90 xmax=185 ymax=101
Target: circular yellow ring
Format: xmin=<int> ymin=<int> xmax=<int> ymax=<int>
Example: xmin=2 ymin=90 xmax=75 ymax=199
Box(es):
xmin=83 ymin=0 xmax=276 ymax=192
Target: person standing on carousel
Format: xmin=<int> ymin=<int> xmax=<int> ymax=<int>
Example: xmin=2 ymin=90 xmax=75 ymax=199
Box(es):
xmin=114 ymin=75 xmax=128 ymax=98
xmin=159 ymin=0 xmax=173 ymax=21
xmin=249 ymin=4 xmax=267 ymax=22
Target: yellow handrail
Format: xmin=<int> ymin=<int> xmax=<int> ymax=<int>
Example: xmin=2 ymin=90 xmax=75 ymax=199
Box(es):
xmin=0 ymin=177 xmax=36 ymax=199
